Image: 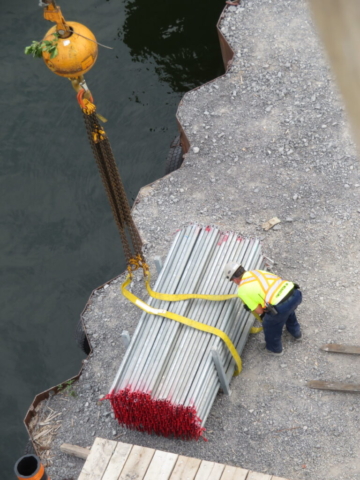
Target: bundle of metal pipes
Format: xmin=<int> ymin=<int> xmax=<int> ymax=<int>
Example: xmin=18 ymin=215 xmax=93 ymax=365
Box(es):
xmin=106 ymin=225 xmax=267 ymax=440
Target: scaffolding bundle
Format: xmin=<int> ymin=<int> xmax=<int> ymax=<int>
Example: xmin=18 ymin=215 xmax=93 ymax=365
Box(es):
xmin=106 ymin=224 xmax=267 ymax=440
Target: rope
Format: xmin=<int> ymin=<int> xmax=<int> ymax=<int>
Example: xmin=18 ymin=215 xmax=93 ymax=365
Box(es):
xmin=72 ymin=30 xmax=114 ymax=49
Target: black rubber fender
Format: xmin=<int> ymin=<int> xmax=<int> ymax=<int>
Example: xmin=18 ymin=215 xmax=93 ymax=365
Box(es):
xmin=75 ymin=319 xmax=91 ymax=355
xmin=165 ymin=135 xmax=184 ymax=174
xmin=24 ymin=439 xmax=36 ymax=455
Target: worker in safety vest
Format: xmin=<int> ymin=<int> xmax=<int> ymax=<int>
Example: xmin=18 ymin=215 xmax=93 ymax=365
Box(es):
xmin=223 ymin=262 xmax=302 ymax=356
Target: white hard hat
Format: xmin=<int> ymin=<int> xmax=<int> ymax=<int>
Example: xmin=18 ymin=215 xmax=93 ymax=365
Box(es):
xmin=223 ymin=261 xmax=242 ymax=281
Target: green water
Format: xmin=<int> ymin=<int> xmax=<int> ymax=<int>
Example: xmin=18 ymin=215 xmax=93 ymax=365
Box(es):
xmin=0 ymin=0 xmax=224 ymax=475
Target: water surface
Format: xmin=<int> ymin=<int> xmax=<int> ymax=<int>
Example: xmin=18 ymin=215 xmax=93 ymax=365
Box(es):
xmin=0 ymin=0 xmax=224 ymax=474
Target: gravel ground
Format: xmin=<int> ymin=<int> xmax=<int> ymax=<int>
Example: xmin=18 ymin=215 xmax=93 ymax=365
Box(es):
xmin=35 ymin=1 xmax=360 ymax=479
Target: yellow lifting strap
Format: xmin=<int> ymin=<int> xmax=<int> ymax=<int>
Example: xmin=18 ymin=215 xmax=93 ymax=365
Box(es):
xmin=145 ymin=276 xmax=238 ymax=302
xmin=144 ymin=274 xmax=263 ymax=334
xmin=250 ymin=313 xmax=263 ymax=334
xmin=121 ymin=275 xmax=263 ymax=376
xmin=122 ymin=275 xmax=242 ymax=375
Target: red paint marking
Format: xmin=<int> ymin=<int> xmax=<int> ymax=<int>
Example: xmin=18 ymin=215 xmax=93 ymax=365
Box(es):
xmin=205 ymin=226 xmax=212 ymax=232
xmin=217 ymin=234 xmax=229 ymax=245
xmin=105 ymin=387 xmax=206 ymax=440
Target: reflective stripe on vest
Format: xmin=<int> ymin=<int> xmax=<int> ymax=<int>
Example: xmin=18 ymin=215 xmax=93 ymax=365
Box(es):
xmin=252 ymin=270 xmax=278 ymax=294
xmin=265 ymin=278 xmax=287 ymax=304
xmin=239 ymin=270 xmax=285 ymax=305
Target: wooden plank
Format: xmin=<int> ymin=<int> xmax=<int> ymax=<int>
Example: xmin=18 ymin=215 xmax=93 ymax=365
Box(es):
xmin=272 ymin=477 xmax=291 ymax=480
xmin=320 ymin=344 xmax=360 ymax=355
xmin=102 ymin=442 xmax=133 ymax=480
xmin=119 ymin=445 xmax=155 ymax=480
xmin=78 ymin=438 xmax=117 ymax=480
xmin=247 ymin=473 xmax=271 ymax=480
xmin=60 ymin=443 xmax=90 ymax=459
xmin=308 ymin=1 xmax=360 ymax=154
xmin=144 ymin=450 xmax=178 ymax=480
xmin=307 ymin=380 xmax=360 ymax=393
xmin=262 ymin=217 xmax=281 ymax=231
xmin=169 ymin=455 xmax=201 ymax=480
xmin=195 ymin=461 xmax=225 ymax=480
xmin=220 ymin=465 xmax=248 ymax=480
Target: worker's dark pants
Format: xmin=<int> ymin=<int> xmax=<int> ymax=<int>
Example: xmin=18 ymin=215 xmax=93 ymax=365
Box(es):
xmin=263 ymin=289 xmax=302 ymax=353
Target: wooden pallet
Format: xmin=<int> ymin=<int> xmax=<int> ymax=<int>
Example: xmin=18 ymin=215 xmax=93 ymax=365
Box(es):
xmin=76 ymin=437 xmax=290 ymax=480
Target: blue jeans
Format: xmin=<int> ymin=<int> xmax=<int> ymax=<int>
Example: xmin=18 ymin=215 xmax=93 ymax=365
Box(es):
xmin=262 ymin=289 xmax=302 ymax=353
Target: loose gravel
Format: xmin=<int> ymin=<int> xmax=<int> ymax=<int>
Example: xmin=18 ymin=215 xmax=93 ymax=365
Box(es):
xmin=38 ymin=1 xmax=360 ymax=479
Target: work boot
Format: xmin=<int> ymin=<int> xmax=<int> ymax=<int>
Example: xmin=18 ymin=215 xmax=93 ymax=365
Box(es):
xmin=258 ymin=342 xmax=284 ymax=356
xmin=265 ymin=348 xmax=284 ymax=356
xmin=286 ymin=328 xmax=302 ymax=341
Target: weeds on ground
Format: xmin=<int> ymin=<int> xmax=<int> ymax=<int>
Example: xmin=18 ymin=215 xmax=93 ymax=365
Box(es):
xmin=59 ymin=380 xmax=77 ymax=397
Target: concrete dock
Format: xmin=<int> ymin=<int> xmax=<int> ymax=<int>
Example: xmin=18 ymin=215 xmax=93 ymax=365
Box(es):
xmin=26 ymin=1 xmax=360 ymax=479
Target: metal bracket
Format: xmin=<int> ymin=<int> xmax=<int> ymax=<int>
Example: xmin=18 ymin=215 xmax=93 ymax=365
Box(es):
xmin=120 ymin=330 xmax=131 ymax=349
xmin=211 ymin=348 xmax=231 ymax=395
xmin=154 ymin=256 xmax=163 ymax=274
xmin=79 ymin=77 xmax=90 ymax=92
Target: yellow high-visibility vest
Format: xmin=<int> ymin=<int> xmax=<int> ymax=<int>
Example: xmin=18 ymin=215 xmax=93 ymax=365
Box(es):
xmin=237 ymin=270 xmax=294 ymax=311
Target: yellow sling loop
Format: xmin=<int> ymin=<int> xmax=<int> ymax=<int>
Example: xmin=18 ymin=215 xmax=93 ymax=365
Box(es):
xmin=250 ymin=313 xmax=263 ymax=334
xmin=121 ymin=273 xmax=263 ymax=376
xmin=144 ymin=274 xmax=263 ymax=334
xmin=145 ymin=277 xmax=238 ymax=302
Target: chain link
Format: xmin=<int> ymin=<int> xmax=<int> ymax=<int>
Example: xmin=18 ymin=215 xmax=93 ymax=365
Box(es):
xmin=82 ymin=109 xmax=145 ymax=266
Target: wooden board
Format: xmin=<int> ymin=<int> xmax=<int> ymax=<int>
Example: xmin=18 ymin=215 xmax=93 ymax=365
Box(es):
xmin=78 ymin=438 xmax=117 ymax=480
xmin=76 ymin=438 xmax=293 ymax=480
xmin=220 ymin=465 xmax=248 ymax=480
xmin=119 ymin=445 xmax=155 ymax=480
xmin=307 ymin=380 xmax=360 ymax=393
xmin=194 ymin=461 xmax=225 ymax=480
xmin=262 ymin=217 xmax=281 ymax=231
xmin=170 ymin=455 xmax=201 ymax=480
xmin=60 ymin=443 xmax=90 ymax=459
xmin=247 ymin=472 xmax=271 ymax=480
xmin=321 ymin=344 xmax=360 ymax=355
xmin=144 ymin=449 xmax=178 ymax=480
xmin=102 ymin=442 xmax=133 ymax=480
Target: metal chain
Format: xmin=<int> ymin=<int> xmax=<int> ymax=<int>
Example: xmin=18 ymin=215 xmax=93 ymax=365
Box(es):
xmin=82 ymin=109 xmax=145 ymax=266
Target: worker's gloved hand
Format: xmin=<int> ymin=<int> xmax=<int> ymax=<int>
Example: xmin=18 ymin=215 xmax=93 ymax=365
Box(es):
xmin=243 ymin=304 xmax=250 ymax=312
